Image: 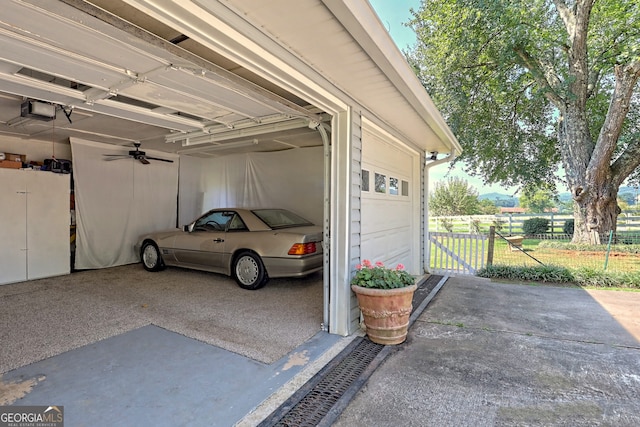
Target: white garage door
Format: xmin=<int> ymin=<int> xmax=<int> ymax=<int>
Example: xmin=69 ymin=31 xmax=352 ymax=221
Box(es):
xmin=360 ymin=126 xmax=421 ymax=274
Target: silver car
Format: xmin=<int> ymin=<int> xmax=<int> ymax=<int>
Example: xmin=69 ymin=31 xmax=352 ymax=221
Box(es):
xmin=137 ymin=208 xmax=323 ymax=290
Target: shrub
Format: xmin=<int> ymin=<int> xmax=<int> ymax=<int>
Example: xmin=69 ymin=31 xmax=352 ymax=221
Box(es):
xmin=563 ymin=219 xmax=575 ymax=235
xmin=522 ymin=217 xmax=550 ymax=235
xmin=477 ymin=264 xmax=640 ymax=288
xmin=477 ymin=264 xmax=574 ymax=283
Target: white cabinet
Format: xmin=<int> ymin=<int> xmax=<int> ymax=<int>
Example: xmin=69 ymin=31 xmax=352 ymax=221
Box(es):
xmin=0 ymin=168 xmax=70 ymax=285
xmin=0 ymin=170 xmax=27 ymax=284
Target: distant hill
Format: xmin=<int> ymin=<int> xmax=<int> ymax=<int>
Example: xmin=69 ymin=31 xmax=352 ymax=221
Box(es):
xmin=480 ymin=186 xmax=638 ymax=208
xmin=559 ymin=185 xmax=638 ymax=205
xmin=479 ymin=192 xmax=517 ymax=207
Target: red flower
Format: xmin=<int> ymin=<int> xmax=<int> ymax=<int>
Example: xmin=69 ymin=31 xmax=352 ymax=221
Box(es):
xmin=351 ymin=259 xmax=415 ymax=289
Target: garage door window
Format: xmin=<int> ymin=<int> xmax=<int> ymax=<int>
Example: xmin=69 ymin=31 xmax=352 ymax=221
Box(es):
xmin=375 ymin=173 xmax=386 ymax=193
xmin=362 ymin=169 xmax=370 ymax=192
xmin=402 ymin=180 xmax=409 ymax=196
xmin=389 ymin=177 xmax=398 ymax=195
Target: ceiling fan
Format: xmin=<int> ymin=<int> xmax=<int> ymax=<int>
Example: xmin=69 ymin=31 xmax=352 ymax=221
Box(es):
xmin=103 ymin=142 xmax=174 ymax=165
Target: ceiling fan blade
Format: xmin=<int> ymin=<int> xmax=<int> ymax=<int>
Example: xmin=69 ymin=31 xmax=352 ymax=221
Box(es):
xmin=145 ymin=156 xmax=174 ymax=163
xmin=138 ymin=157 xmax=150 ymax=165
xmin=103 ymin=155 xmax=130 ymax=161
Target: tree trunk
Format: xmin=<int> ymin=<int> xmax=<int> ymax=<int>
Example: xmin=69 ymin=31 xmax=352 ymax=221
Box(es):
xmin=558 ymin=105 xmax=620 ymax=245
xmin=572 ymin=186 xmax=620 ymax=245
xmin=566 ymin=62 xmax=640 ymax=244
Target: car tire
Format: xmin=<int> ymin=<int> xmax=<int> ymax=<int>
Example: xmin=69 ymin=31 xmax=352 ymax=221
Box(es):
xmin=233 ymin=251 xmax=268 ymax=290
xmin=141 ymin=241 xmax=165 ymax=272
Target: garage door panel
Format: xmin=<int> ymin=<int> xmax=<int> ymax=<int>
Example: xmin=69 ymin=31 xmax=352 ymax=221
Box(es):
xmin=360 ymin=198 xmax=411 ymax=233
xmin=360 ymin=228 xmax=412 ymax=269
xmin=151 ymin=70 xmax=282 ymax=117
xmin=1 ymin=1 xmax=161 ymax=74
xmin=360 ymin=126 xmax=419 ymax=275
xmin=0 ymin=32 xmax=124 ymax=90
xmin=122 ymin=81 xmax=239 ymax=121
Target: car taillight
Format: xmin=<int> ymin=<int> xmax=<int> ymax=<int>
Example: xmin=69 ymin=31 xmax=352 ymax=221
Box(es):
xmin=288 ymin=242 xmax=317 ymax=255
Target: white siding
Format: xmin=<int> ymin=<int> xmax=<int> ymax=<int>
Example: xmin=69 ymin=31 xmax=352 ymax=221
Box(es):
xmin=349 ymin=111 xmax=363 ymax=334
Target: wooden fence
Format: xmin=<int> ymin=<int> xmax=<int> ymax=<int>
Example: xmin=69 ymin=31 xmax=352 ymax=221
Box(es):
xmin=428 ymin=211 xmax=640 ymax=236
xmin=427 ymin=231 xmax=489 ymax=275
xmin=427 ymin=227 xmax=640 ymax=275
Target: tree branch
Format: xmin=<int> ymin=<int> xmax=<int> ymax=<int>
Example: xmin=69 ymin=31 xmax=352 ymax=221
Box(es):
xmin=592 ymin=59 xmax=640 ymax=185
xmin=611 ymin=139 xmax=640 ymax=186
xmin=513 ymin=47 xmax=564 ymax=107
xmin=553 ymin=0 xmax=575 ymax=39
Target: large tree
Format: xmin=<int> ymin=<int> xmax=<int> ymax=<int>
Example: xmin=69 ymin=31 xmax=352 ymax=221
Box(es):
xmin=519 ymin=185 xmax=558 ymax=213
xmin=430 ymin=177 xmax=482 ymax=215
xmin=408 ymin=0 xmax=640 ymax=243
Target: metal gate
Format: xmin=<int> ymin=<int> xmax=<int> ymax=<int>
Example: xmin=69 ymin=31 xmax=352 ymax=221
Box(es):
xmin=427 ymin=232 xmax=488 ymax=275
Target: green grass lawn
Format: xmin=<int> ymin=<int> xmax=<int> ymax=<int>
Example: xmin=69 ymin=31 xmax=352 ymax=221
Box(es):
xmin=430 ymin=237 xmax=639 ymax=274
xmin=492 ymin=238 xmax=639 ymax=273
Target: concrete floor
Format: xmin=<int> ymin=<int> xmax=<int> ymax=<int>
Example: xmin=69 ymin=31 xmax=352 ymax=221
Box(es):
xmin=335 ymin=277 xmax=640 ymax=426
xmin=0 ymin=264 xmax=348 ymax=427
xmin=3 ymin=270 xmax=639 ymax=426
xmin=1 ymin=325 xmax=348 ymax=427
xmin=0 ymin=264 xmax=325 ymax=373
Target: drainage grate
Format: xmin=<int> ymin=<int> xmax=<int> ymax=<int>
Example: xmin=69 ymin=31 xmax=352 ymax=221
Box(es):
xmin=258 ymin=275 xmax=445 ymax=427
xmin=258 ymin=338 xmax=384 ymax=427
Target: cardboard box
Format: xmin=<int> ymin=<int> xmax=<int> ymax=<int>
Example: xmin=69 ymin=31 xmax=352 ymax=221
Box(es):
xmin=3 ymin=153 xmax=26 ymax=163
xmin=0 ymin=160 xmax=22 ymax=169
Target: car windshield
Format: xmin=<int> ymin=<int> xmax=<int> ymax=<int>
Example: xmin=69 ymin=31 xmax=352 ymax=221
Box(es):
xmin=252 ymin=209 xmax=313 ymax=229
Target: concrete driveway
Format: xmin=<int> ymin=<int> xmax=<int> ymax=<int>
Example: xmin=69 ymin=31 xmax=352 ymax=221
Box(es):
xmin=335 ymin=276 xmax=640 ymax=426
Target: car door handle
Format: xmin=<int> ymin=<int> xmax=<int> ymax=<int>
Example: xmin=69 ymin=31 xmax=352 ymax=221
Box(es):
xmin=213 ymin=238 xmax=224 ymax=243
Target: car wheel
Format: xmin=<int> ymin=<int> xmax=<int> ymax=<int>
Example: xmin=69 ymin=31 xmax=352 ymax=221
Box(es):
xmin=233 ymin=251 xmax=268 ymax=290
xmin=141 ymin=241 xmax=165 ymax=272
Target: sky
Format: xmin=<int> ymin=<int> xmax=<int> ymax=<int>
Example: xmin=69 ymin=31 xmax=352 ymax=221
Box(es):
xmin=368 ymin=0 xmax=520 ymax=196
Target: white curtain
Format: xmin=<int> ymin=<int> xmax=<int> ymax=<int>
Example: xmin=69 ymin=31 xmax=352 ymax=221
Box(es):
xmin=196 ymin=147 xmax=324 ymax=226
xmin=71 ymin=138 xmax=179 ymax=269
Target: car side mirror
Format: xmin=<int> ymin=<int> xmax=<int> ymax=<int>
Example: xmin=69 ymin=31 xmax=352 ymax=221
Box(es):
xmin=183 ymin=223 xmax=195 ymax=232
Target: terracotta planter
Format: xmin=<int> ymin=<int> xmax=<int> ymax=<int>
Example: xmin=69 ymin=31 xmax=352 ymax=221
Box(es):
xmin=351 ymin=284 xmax=417 ymax=345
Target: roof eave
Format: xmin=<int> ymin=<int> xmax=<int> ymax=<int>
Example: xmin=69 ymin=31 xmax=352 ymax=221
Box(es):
xmin=322 ymin=0 xmax=462 ymax=156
